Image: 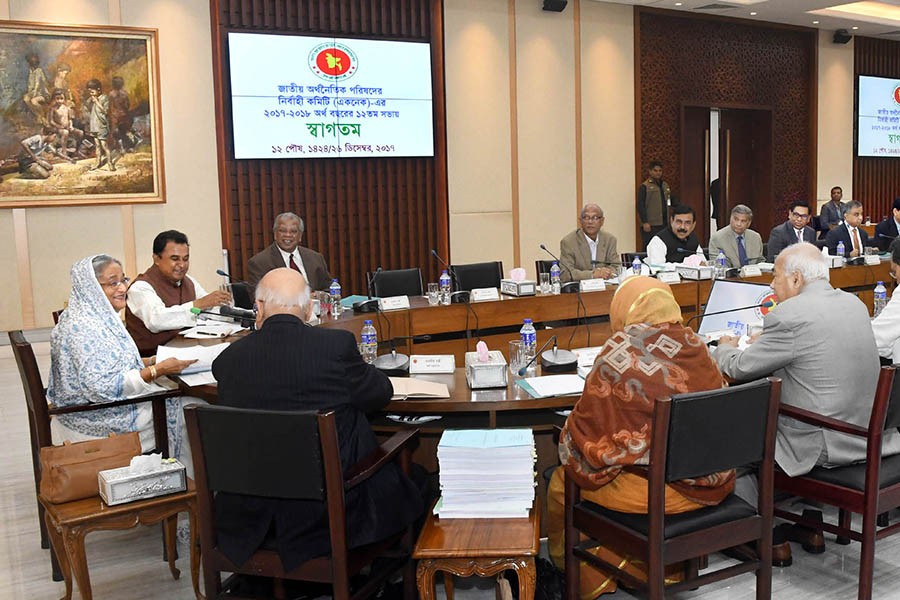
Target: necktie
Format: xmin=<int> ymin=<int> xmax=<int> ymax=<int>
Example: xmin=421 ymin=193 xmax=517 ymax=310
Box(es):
xmin=288 ymin=254 xmax=301 ymax=273
xmin=852 ymin=227 xmax=862 ymax=254
xmin=737 ymin=235 xmax=748 ymax=267
xmin=796 ymin=229 xmax=802 ymax=242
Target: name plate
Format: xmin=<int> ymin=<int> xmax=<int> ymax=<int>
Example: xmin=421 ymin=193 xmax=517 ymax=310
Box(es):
xmin=579 ymin=278 xmax=606 ymax=292
xmin=657 ymin=271 xmax=681 ymax=284
xmin=471 ymin=287 xmax=501 ymax=302
xmin=378 ymin=296 xmax=410 ymax=311
xmin=409 ymin=354 xmax=456 ymax=374
xmin=740 ymin=265 xmax=762 ymax=278
xmin=864 ymin=254 xmax=881 ymax=266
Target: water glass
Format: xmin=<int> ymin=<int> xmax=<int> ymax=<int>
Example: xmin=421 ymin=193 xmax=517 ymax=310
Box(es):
xmin=508 ymin=340 xmax=524 ymax=375
xmin=219 ymin=283 xmax=235 ymax=307
xmin=540 ymin=273 xmax=551 ymax=294
xmin=427 ymin=282 xmax=440 ymax=306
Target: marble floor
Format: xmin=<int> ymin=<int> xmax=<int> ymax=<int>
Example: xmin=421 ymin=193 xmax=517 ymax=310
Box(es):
xmin=4 ymin=336 xmax=900 ymax=599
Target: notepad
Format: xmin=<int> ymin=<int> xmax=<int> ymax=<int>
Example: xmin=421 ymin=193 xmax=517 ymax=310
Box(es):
xmin=515 ymin=374 xmax=585 ymax=399
xmin=388 ymin=377 xmax=450 ymax=400
xmin=155 ymin=342 xmax=229 ymax=375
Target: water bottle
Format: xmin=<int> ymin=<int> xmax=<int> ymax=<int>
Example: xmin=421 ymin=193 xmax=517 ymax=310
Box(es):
xmin=836 ymin=241 xmax=845 ymax=258
xmin=360 ymin=319 xmax=378 ymax=364
xmin=550 ymin=262 xmax=561 ymax=295
xmin=715 ymin=250 xmax=727 ymax=279
xmin=439 ymin=269 xmax=452 ymax=305
xmin=329 ymin=278 xmax=342 ymax=318
xmin=874 ymin=281 xmax=887 ymax=318
xmin=520 ymin=318 xmax=537 ymax=375
xmin=632 ymin=255 xmax=641 ymax=276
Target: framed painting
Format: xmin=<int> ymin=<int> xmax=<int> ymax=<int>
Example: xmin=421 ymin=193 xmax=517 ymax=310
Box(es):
xmin=0 ymin=21 xmax=164 ymax=208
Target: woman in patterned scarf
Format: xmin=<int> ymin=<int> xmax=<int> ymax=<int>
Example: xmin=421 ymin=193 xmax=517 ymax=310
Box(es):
xmin=546 ymin=275 xmax=733 ymax=598
xmin=48 ymin=254 xmax=204 ymax=477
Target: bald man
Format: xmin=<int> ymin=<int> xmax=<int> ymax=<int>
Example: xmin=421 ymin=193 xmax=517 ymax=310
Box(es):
xmin=211 ymin=268 xmax=423 ymax=571
xmin=558 ymin=203 xmax=619 ymax=282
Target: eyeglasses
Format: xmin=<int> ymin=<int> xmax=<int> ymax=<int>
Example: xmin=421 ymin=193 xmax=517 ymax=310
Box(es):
xmin=100 ymin=277 xmax=130 ymax=289
xmin=582 ymin=215 xmax=603 ymax=222
xmin=790 ymin=212 xmax=810 ymax=220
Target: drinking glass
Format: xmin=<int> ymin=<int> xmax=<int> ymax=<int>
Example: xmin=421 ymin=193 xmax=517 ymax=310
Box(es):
xmin=540 ymin=273 xmax=551 ymax=294
xmin=508 ymin=340 xmax=524 ymax=376
xmin=427 ymin=282 xmax=440 ymax=306
xmin=218 ymin=283 xmax=235 ymax=307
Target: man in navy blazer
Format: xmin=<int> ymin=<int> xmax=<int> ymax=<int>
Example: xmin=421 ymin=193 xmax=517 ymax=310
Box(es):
xmin=825 ymin=200 xmax=870 ymax=257
xmin=766 ymin=201 xmax=817 ymax=261
xmin=874 ymin=198 xmax=900 ymax=251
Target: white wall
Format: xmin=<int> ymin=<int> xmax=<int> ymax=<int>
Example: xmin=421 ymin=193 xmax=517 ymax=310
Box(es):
xmin=816 ymin=29 xmax=854 ymax=211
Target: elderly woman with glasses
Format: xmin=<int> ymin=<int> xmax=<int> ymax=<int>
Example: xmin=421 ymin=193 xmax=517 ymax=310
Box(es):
xmin=48 ymin=254 xmax=205 ymax=476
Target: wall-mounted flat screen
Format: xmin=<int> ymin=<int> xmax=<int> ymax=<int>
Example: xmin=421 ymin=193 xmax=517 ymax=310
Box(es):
xmin=227 ymin=32 xmax=434 ymax=159
xmin=857 ymin=75 xmax=900 ymax=157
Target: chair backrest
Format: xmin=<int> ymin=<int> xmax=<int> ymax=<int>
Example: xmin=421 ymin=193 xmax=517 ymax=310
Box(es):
xmin=621 ymin=252 xmax=647 ymax=265
xmin=51 ymin=309 xmax=63 ymax=324
xmin=659 ymin=378 xmax=779 ymax=482
xmin=882 ymin=367 xmax=900 ymax=432
xmin=535 ymin=260 xmax=556 ymax=277
xmin=230 ymin=282 xmax=254 ymax=309
xmin=450 ymin=261 xmax=503 ymax=291
xmin=369 ymin=267 xmax=423 ymax=297
xmin=9 ymin=330 xmax=52 ymax=449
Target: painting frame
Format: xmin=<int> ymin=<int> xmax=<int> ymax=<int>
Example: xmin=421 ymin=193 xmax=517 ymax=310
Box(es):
xmin=0 ymin=20 xmax=164 ymax=208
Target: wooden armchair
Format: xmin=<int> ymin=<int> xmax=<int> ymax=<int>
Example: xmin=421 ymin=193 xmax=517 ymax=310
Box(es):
xmin=774 ymin=366 xmax=900 ymax=600
xmin=185 ymin=404 xmax=418 ymax=600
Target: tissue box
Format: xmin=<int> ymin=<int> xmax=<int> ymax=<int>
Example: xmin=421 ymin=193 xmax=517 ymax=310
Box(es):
xmin=500 ymin=279 xmax=536 ymax=297
xmin=676 ymin=265 xmax=714 ymax=280
xmin=98 ymin=460 xmax=187 ymax=506
xmin=465 ymin=350 xmax=508 ymax=389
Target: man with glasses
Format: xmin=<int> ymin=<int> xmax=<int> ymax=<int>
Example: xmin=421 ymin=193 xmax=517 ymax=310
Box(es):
xmin=646 ymin=204 xmax=704 ymax=265
xmin=825 ymin=200 xmax=870 ymax=258
xmin=872 ymin=238 xmax=900 ymax=361
xmin=708 ymin=204 xmax=764 ymax=268
xmin=558 ymin=203 xmax=619 ymax=281
xmin=766 ymin=201 xmax=817 ymax=261
xmin=126 ymin=229 xmax=231 ymax=356
xmin=247 ymin=212 xmax=332 ymax=292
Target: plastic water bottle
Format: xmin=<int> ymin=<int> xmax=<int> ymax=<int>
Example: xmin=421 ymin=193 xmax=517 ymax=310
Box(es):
xmin=439 ymin=269 xmax=452 ymax=305
xmin=874 ymin=281 xmax=887 ymax=318
xmin=329 ymin=279 xmax=342 ymax=318
xmin=550 ymin=262 xmax=561 ymax=295
xmin=360 ymin=319 xmax=378 ymax=364
xmin=715 ymin=250 xmax=727 ymax=279
xmin=836 ymin=241 xmax=845 ymax=258
xmin=520 ymin=319 xmax=537 ymax=375
xmin=632 ymin=255 xmax=641 ymax=276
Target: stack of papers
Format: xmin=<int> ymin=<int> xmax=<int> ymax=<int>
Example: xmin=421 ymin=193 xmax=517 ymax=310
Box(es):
xmin=435 ymin=429 xmax=535 ymax=518
xmin=156 ymin=342 xmax=230 ymax=386
xmin=180 ymin=322 xmax=246 ymax=339
xmin=515 ymin=374 xmax=585 ymax=398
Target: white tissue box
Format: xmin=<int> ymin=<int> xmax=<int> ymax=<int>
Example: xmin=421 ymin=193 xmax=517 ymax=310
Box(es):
xmin=500 ymin=279 xmax=536 ymax=296
xmin=676 ymin=265 xmax=714 ymax=280
xmin=465 ymin=350 xmax=508 ymax=389
xmin=98 ymin=460 xmax=187 ymax=506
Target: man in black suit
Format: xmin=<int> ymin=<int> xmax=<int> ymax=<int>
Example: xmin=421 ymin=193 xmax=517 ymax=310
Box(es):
xmin=766 ymin=201 xmax=817 ymax=261
xmin=825 ymin=200 xmax=870 ymax=258
xmin=211 ymin=268 xmax=422 ymax=571
xmin=246 ymin=212 xmax=333 ymax=291
xmin=874 ymin=198 xmax=900 ymax=251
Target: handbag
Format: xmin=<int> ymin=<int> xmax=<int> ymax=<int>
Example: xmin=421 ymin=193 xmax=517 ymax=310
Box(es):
xmin=39 ymin=431 xmax=141 ymax=504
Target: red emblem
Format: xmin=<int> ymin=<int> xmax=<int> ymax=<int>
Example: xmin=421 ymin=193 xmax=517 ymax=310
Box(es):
xmin=894 ymin=86 xmax=900 ymax=105
xmin=760 ymin=293 xmax=778 ymax=316
xmin=315 ymin=48 xmax=352 ymax=76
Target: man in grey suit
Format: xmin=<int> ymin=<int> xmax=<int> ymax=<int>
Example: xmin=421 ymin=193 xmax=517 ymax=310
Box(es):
xmin=246 ymin=212 xmax=333 ymax=292
xmin=766 ymin=201 xmax=817 ymax=261
xmin=558 ymin=203 xmax=619 ymax=282
xmin=708 ymin=204 xmax=764 ymax=268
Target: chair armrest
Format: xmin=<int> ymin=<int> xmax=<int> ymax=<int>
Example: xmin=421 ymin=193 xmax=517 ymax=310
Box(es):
xmin=47 ymin=389 xmax=180 ymax=415
xmin=345 ymin=429 xmax=418 ymax=490
xmin=778 ymin=404 xmax=868 ymax=438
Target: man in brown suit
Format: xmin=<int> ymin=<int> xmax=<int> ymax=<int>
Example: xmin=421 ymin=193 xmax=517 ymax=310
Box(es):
xmin=246 ymin=212 xmax=333 ymax=291
xmin=558 ymin=203 xmax=619 ymax=282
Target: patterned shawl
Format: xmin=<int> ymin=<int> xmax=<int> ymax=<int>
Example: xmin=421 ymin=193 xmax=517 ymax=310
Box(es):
xmin=560 ymin=276 xmax=734 ymax=505
xmin=48 ymin=255 xmax=142 ymax=437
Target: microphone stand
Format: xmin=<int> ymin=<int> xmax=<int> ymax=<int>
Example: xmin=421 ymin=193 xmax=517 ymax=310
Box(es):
xmin=540 ymin=244 xmax=589 ymax=346
xmin=684 ymin=302 xmax=774 ymax=329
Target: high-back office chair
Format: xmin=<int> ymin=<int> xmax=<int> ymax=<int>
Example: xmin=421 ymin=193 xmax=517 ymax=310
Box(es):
xmin=565 ymin=377 xmax=781 ymax=600
xmin=185 ymin=404 xmax=418 ymax=600
xmin=368 ymin=268 xmax=424 ymax=297
xmin=535 ymin=260 xmax=556 ymax=278
xmin=620 ymin=252 xmax=647 ymax=265
xmin=450 ymin=261 xmax=503 ymax=291
xmin=230 ymin=282 xmax=254 ymax=310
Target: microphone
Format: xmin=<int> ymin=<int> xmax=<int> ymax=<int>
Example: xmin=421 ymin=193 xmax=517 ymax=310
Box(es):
xmin=539 ymin=335 xmax=578 ymax=373
xmin=216 ymin=268 xmax=232 ymax=279
xmin=190 ymin=305 xmax=256 ymax=328
xmin=539 ymin=244 xmax=578 ymax=293
xmin=518 ymin=335 xmax=562 ymax=376
xmin=353 ymin=267 xmax=384 ymax=313
xmin=685 ymin=300 xmax=775 ymax=328
xmin=367 ymin=266 xmax=383 ymax=298
xmin=879 ymin=234 xmax=897 ymax=240
xmin=431 ymin=249 xmax=470 ymax=303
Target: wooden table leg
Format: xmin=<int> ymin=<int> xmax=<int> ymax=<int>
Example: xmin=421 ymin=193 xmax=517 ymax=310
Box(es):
xmin=164 ymin=514 xmax=181 ymax=580
xmin=510 ymin=558 xmax=536 ymax=600
xmin=416 ymin=559 xmax=439 ymax=600
xmin=188 ymin=505 xmax=203 ymax=600
xmin=44 ymin=511 xmax=72 ymax=600
xmin=444 ymin=571 xmax=454 ymax=600
xmin=61 ymin=525 xmax=92 ymax=600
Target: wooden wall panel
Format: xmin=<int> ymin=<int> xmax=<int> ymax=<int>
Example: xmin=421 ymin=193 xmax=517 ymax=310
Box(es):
xmin=854 ymin=37 xmax=900 ymax=222
xmin=211 ymin=0 xmax=448 ymax=295
xmin=636 ymin=8 xmax=817 ymax=238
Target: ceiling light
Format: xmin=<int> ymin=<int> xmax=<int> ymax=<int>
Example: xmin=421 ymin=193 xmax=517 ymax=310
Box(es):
xmin=750 ymin=11 xmax=757 ymax=15
xmin=813 ymin=20 xmax=819 ymax=24
xmin=853 ymin=25 xmax=859 ymax=29
xmin=675 ymin=2 xmax=682 ymax=5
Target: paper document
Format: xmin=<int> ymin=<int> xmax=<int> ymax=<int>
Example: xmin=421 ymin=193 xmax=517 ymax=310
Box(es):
xmin=516 ymin=374 xmax=585 ymax=398
xmin=156 ymin=342 xmax=229 ymax=374
xmin=180 ymin=322 xmax=245 ymax=339
xmin=178 ymin=371 xmax=218 ymax=387
xmin=389 ymin=377 xmax=450 ymax=400
xmin=439 ymin=428 xmax=533 ymax=449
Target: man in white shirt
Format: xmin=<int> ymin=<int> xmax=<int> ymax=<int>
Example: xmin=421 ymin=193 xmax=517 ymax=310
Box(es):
xmin=825 ymin=200 xmax=870 ymax=258
xmin=125 ymin=230 xmax=231 ymax=356
xmin=872 ymin=238 xmax=900 ymax=361
xmin=558 ymin=203 xmax=619 ymax=282
xmin=246 ymin=212 xmax=333 ymax=291
xmin=646 ymin=205 xmax=704 ymax=265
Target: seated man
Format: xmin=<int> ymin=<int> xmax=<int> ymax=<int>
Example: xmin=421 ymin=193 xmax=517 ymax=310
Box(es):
xmin=211 ymin=268 xmax=423 ymax=571
xmin=708 ymin=204 xmax=764 ymax=268
xmin=558 ymin=203 xmax=618 ymax=282
xmin=819 ymin=186 xmax=846 ymax=232
xmin=247 ymin=212 xmax=332 ymax=291
xmin=126 ymin=230 xmax=230 ymax=356
xmin=646 ymin=204 xmax=704 ymax=265
xmin=874 ymin=197 xmax=900 ymax=252
xmin=825 ymin=200 xmax=870 ymax=257
xmin=766 ymin=201 xmax=816 ymax=261
xmin=871 ymin=238 xmax=900 ymax=361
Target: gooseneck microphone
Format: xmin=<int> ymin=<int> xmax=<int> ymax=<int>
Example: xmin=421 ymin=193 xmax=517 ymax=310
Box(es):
xmin=216 ymin=268 xmax=232 ymax=279
xmin=191 ymin=306 xmax=256 ymax=320
xmin=518 ymin=335 xmax=561 ymax=377
xmin=539 ymin=244 xmax=579 ymax=293
xmin=685 ymin=300 xmax=775 ymax=328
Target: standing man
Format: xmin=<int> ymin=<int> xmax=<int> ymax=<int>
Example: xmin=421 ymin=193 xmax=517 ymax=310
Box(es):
xmin=819 ymin=186 xmax=846 ymax=232
xmin=766 ymin=201 xmax=817 ymax=261
xmin=636 ymin=160 xmax=672 ymax=251
xmin=646 ymin=205 xmax=704 ymax=265
xmin=558 ymin=203 xmax=619 ymax=281
xmin=825 ymin=200 xmax=870 ymax=258
xmin=708 ymin=205 xmax=764 ymax=268
xmin=126 ymin=230 xmax=231 ymax=356
xmin=210 ymin=268 xmax=422 ymax=571
xmin=247 ymin=212 xmax=332 ymax=291
xmin=874 ymin=198 xmax=900 ymax=251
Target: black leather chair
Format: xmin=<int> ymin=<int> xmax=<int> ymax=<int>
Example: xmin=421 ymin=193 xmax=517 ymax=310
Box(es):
xmin=535 ymin=260 xmax=556 ymax=277
xmin=230 ymin=282 xmax=254 ymax=309
xmin=185 ymin=404 xmax=418 ymax=600
xmin=368 ymin=268 xmax=423 ymax=297
xmin=565 ymin=377 xmax=781 ymax=600
xmin=450 ymin=261 xmax=503 ymax=291
xmin=620 ymin=252 xmax=647 ymax=265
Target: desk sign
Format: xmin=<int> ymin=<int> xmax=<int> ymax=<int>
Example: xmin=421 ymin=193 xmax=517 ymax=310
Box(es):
xmin=740 ymin=265 xmax=762 ymax=278
xmin=471 ymin=287 xmax=501 ymax=302
xmin=657 ymin=271 xmax=681 ymax=284
xmin=378 ymin=296 xmax=410 ymax=311
xmin=409 ymin=354 xmax=456 ymax=374
xmin=864 ymin=254 xmax=881 ymax=266
xmin=579 ymin=278 xmax=606 ymax=292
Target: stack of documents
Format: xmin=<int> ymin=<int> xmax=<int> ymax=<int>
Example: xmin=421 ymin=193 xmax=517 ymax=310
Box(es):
xmin=515 ymin=374 xmax=585 ymax=398
xmin=435 ymin=429 xmax=535 ymax=518
xmin=156 ymin=342 xmax=230 ymax=386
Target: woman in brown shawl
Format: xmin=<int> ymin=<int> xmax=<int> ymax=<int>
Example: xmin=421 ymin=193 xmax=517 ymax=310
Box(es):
xmin=546 ymin=276 xmax=733 ymax=598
